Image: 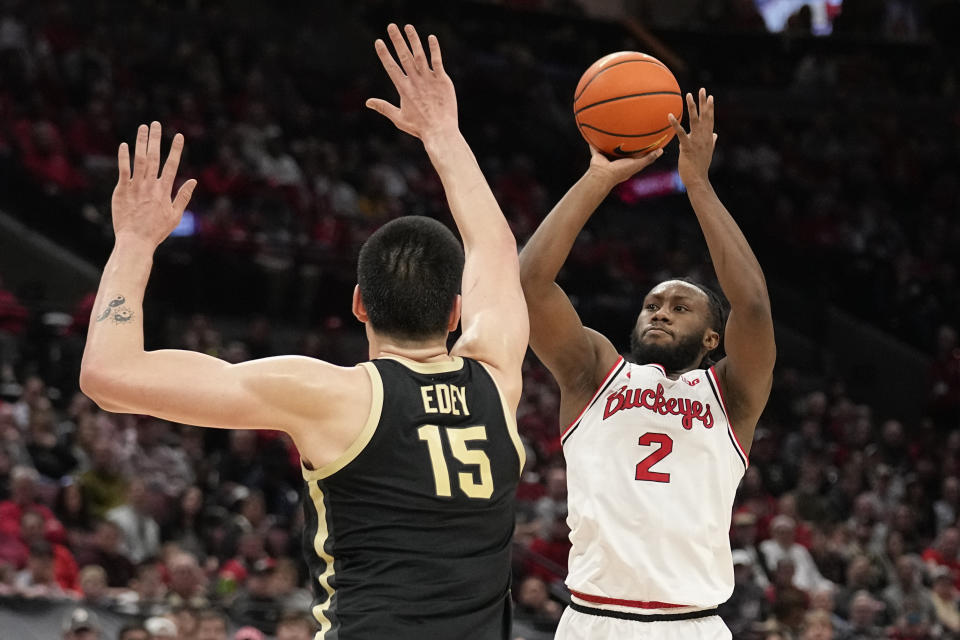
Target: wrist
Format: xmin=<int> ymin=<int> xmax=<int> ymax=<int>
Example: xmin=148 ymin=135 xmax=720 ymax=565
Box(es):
xmin=421 ymin=127 xmax=464 ymax=154
xmin=681 ymin=174 xmax=712 ymax=191
xmin=582 ymin=167 xmax=618 ymax=193
xmin=114 ymin=233 xmax=158 ymax=256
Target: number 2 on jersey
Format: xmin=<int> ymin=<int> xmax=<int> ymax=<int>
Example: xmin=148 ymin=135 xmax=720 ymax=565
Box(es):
xmin=418 ymin=425 xmax=494 ymax=499
xmin=635 ymin=432 xmax=673 ymax=483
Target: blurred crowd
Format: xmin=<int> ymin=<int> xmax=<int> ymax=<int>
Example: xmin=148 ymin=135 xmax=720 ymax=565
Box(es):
xmin=0 ymin=1 xmax=959 ymax=639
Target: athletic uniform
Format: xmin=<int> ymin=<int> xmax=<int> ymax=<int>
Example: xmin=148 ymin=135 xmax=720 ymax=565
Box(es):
xmin=300 ymin=355 xmax=524 ymax=640
xmin=556 ymin=356 xmax=748 ymax=640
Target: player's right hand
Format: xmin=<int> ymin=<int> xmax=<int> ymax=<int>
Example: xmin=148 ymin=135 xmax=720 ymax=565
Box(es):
xmin=366 ymin=24 xmax=458 ymax=144
xmin=586 ymin=143 xmax=662 ymax=189
xmin=112 ymin=122 xmax=196 ymax=249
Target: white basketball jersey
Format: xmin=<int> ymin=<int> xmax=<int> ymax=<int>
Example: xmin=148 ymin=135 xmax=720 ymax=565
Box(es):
xmin=562 ymin=357 xmax=748 ymax=610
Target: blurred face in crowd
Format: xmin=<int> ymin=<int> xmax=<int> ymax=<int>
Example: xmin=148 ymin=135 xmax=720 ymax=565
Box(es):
xmin=941 ymin=528 xmax=960 ymax=558
xmin=65 ymin=630 xmax=99 ymax=640
xmin=181 ymin=486 xmax=203 ymax=517
xmin=195 ymin=616 xmax=228 ymax=640
xmin=850 ymin=593 xmax=878 ymax=627
xmin=118 ymin=629 xmax=149 ymax=640
xmin=810 ymin=589 xmax=835 ymax=612
xmin=79 ymin=567 xmax=108 ymax=601
xmin=934 ymin=575 xmax=955 ymax=599
xmin=896 ymin=556 xmax=919 ymax=588
xmin=518 ymin=576 xmax=549 ymax=609
xmin=169 ymin=553 xmax=200 ymax=596
xmin=172 ymin=608 xmax=198 ymax=638
xmin=943 ymin=477 xmax=960 ymax=504
xmin=11 ymin=467 xmax=38 ymax=504
xmin=630 ymin=281 xmax=719 ymax=374
xmin=20 ymin=510 xmax=44 ymax=540
xmin=95 ymin=522 xmax=121 ymax=552
xmin=800 ymin=611 xmax=834 ymax=640
xmin=771 ymin=520 xmax=795 ymax=547
xmin=847 ymin=556 xmax=872 ymax=587
xmin=276 ymin=619 xmax=314 ymax=640
xmin=545 ymin=468 xmax=566 ymax=501
xmin=229 ymin=430 xmax=257 ymax=459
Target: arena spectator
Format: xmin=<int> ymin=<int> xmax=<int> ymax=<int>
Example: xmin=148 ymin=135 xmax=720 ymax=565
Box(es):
xmin=166 ymin=550 xmax=209 ymax=609
xmin=0 ymin=465 xmax=63 ymax=540
xmin=719 ymin=549 xmax=769 ymax=636
xmin=61 ymin=606 xmax=101 ymax=640
xmin=846 ymin=590 xmax=886 ymax=639
xmin=77 ymin=438 xmax=128 ymax=518
xmin=761 ymin=515 xmax=832 ymax=592
xmin=930 ymin=567 xmax=960 ymax=635
xmin=274 ymin=611 xmax=316 ymax=640
xmin=195 ymin=609 xmax=230 ymax=640
xmin=106 ymin=479 xmax=161 ymax=564
xmin=15 ymin=540 xmax=76 ymax=599
xmin=116 ymin=624 xmax=149 ymax=640
xmin=923 ymin=528 xmax=960 ymax=588
xmin=229 ymin=558 xmax=282 ymax=634
xmin=74 ymin=520 xmax=135 ymax=588
xmin=882 ymin=555 xmax=934 ymax=622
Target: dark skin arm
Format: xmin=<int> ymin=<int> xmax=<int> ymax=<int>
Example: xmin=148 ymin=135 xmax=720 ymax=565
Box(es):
xmin=667 ymin=89 xmax=776 ymax=455
xmin=519 ymin=146 xmax=661 ymax=427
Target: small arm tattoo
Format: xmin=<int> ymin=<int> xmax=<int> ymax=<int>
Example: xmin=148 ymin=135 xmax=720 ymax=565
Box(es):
xmin=96 ymin=295 xmax=133 ymax=324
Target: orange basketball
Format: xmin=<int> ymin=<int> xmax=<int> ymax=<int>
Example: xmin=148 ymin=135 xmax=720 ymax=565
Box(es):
xmin=574 ymin=52 xmax=683 ymax=157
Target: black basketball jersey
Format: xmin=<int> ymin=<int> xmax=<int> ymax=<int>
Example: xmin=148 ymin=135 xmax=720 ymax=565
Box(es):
xmin=300 ymin=355 xmax=524 ymax=640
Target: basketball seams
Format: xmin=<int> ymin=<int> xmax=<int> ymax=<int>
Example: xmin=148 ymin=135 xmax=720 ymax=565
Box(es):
xmin=573 ymin=57 xmax=669 ymax=105
xmin=578 ymin=122 xmax=674 ymax=138
xmin=574 ymin=91 xmax=682 ymax=116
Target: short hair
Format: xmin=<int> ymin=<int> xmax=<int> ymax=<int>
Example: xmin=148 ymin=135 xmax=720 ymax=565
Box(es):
xmin=357 ymin=216 xmax=464 ymax=341
xmin=277 ymin=610 xmax=315 ymax=633
xmin=117 ymin=623 xmax=149 ymax=639
xmin=671 ymin=277 xmax=727 ymax=336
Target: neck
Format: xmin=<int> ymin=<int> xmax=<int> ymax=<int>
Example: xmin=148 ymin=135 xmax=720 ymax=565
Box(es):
xmin=368 ymin=332 xmax=451 ymax=363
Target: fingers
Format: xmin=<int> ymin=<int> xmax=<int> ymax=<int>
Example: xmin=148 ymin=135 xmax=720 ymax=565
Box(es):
xmin=172 ymin=179 xmax=197 ymax=216
xmin=667 ymin=113 xmax=688 ymax=142
xmin=134 ymin=124 xmax=149 ymax=180
xmin=387 ymin=23 xmax=416 ymax=76
xmin=705 ymin=93 xmax=715 ymax=131
xmin=146 ymin=121 xmax=162 ymax=180
xmin=403 ymin=24 xmax=428 ymax=74
xmin=685 ymin=92 xmax=698 ymax=127
xmin=365 ymin=98 xmax=402 ymax=124
xmin=427 ymin=34 xmax=443 ymax=73
xmin=160 ymin=133 xmax=185 ymax=193
xmin=117 ymin=143 xmax=130 ymax=183
xmin=374 ymin=38 xmax=406 ymax=87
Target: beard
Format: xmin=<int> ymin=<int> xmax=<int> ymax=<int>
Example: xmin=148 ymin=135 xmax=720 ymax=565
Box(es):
xmin=630 ymin=327 xmax=706 ymax=373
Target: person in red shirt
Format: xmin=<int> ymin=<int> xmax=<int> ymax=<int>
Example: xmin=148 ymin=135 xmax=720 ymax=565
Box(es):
xmin=923 ymin=527 xmax=960 ymax=589
xmin=0 ymin=465 xmax=65 ymax=541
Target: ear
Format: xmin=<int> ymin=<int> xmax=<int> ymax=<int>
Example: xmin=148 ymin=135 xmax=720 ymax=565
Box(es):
xmin=352 ymin=285 xmax=368 ymax=323
xmin=447 ymin=294 xmax=462 ymax=333
xmin=703 ymin=328 xmax=720 ymax=352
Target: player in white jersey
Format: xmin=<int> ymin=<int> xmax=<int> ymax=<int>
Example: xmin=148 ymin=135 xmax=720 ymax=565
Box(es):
xmin=519 ymin=89 xmax=775 ymax=639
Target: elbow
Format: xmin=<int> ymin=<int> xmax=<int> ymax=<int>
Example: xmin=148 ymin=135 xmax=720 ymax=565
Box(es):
xmin=79 ymin=363 xmax=118 ymax=409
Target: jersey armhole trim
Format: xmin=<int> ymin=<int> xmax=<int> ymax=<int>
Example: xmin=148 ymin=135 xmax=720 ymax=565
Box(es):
xmin=301 ymin=362 xmax=384 ymax=481
xmin=561 ymin=356 xmax=626 ymax=444
xmin=707 ymin=366 xmax=748 ymax=470
xmin=478 ymin=361 xmax=526 ymax=477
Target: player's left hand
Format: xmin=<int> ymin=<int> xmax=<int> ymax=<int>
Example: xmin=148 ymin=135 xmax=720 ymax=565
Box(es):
xmin=112 ymin=122 xmax=197 ymax=249
xmin=668 ymin=88 xmax=717 ymax=186
xmin=366 ymin=24 xmax=459 ymax=144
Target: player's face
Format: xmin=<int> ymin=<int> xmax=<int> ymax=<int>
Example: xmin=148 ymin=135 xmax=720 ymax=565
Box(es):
xmin=630 ymin=281 xmax=717 ymax=373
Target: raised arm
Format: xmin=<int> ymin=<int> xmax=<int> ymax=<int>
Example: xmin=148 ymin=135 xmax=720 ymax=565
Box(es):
xmin=518 ymin=146 xmax=660 ymax=424
xmin=365 ymin=24 xmax=527 ymax=406
xmin=668 ymin=89 xmax=775 ymax=454
xmin=79 ymin=124 xmax=358 ymax=451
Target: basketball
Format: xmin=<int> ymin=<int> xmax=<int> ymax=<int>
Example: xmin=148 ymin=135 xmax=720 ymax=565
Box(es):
xmin=573 ymin=52 xmax=683 ymax=157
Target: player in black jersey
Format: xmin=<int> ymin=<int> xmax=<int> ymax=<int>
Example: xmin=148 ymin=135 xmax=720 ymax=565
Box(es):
xmin=80 ymin=24 xmax=528 ymax=640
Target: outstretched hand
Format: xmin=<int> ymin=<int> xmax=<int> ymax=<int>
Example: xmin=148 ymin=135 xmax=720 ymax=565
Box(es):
xmin=586 ymin=144 xmax=662 ymax=189
xmin=366 ymin=24 xmax=458 ymax=143
xmin=668 ymin=88 xmax=717 ymax=186
xmin=112 ymin=122 xmax=196 ymax=248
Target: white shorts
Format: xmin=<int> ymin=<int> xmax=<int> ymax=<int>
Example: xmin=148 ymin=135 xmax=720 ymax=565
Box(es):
xmin=554 ymin=605 xmax=732 ymax=640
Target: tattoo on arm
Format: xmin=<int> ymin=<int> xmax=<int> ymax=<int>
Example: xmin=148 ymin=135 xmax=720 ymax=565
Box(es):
xmin=95 ymin=295 xmax=134 ymax=324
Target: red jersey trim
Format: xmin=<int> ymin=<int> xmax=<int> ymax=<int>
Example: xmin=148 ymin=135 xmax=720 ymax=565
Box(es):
xmin=570 ymin=589 xmax=690 ymax=610
xmin=708 ymin=366 xmax=749 ymax=467
xmin=561 ymin=356 xmax=625 ymax=439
